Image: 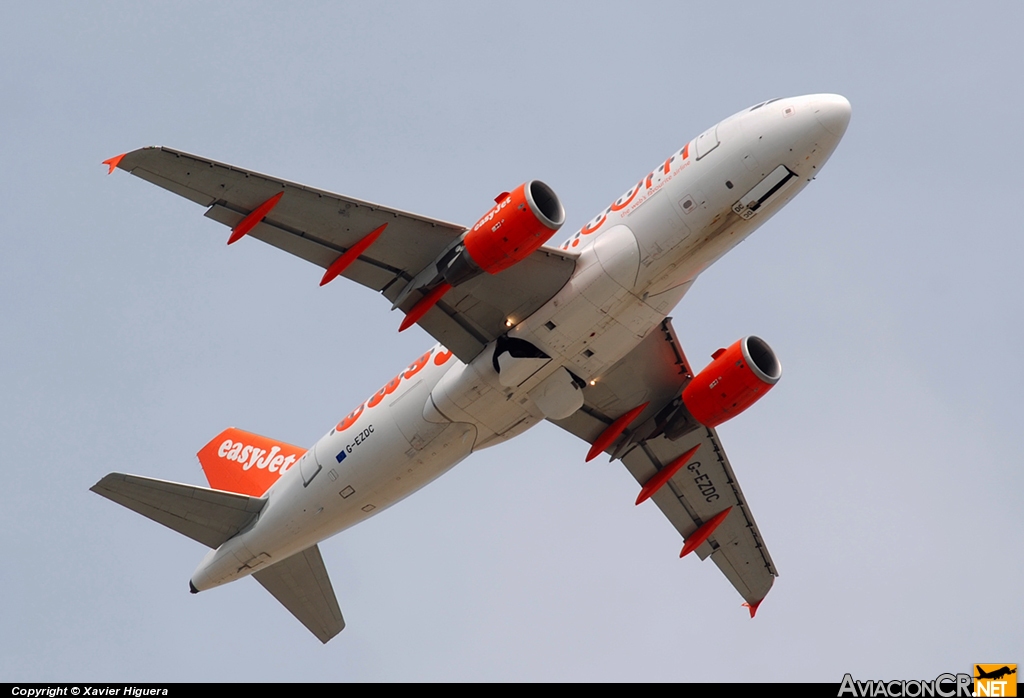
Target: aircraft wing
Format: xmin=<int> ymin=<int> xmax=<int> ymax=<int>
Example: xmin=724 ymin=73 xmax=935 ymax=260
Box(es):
xmin=253 ymin=544 xmax=345 ymax=644
xmin=549 ymin=319 xmax=778 ymax=610
xmin=111 ymin=147 xmax=577 ymax=363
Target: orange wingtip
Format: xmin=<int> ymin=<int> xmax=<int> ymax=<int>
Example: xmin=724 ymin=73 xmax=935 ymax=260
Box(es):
xmin=102 ymin=153 xmax=126 ymax=174
xmin=742 ymin=599 xmax=763 ymax=618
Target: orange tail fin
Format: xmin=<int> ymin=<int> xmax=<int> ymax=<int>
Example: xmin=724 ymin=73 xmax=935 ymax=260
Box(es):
xmin=197 ymin=427 xmax=306 ymax=497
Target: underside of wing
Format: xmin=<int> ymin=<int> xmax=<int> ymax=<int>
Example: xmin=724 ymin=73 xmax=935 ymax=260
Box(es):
xmin=253 ymin=544 xmax=345 ymax=644
xmin=550 ymin=319 xmax=777 ymax=609
xmin=382 ymin=247 xmax=575 ymax=360
xmin=118 ymin=146 xmax=464 ymax=277
xmin=620 ymin=426 xmax=777 ymax=605
xmin=114 ymin=147 xmax=576 ymax=362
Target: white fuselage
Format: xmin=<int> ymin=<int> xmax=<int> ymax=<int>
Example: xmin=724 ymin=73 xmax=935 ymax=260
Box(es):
xmin=191 ymin=94 xmax=851 ymax=591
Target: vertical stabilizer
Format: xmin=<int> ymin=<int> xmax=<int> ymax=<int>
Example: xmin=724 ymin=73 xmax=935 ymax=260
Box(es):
xmin=197 ymin=427 xmax=306 ymax=497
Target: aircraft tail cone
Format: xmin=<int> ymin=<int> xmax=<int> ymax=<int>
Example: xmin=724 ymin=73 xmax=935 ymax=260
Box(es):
xmin=189 ymin=580 xmax=199 ymax=595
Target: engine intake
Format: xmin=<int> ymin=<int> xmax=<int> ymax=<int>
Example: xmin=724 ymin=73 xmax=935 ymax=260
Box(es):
xmin=461 ymin=181 xmax=564 ymax=275
xmin=681 ymin=336 xmax=781 ymax=428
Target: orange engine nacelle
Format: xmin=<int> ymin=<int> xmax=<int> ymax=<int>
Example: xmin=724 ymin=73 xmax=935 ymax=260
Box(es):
xmin=681 ymin=336 xmax=782 ymax=428
xmin=399 ymin=182 xmax=564 ymax=332
xmin=462 ymin=181 xmax=565 ymax=274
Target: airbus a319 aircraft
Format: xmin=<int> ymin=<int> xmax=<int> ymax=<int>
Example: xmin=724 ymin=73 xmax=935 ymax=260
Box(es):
xmin=93 ymin=94 xmax=851 ymax=642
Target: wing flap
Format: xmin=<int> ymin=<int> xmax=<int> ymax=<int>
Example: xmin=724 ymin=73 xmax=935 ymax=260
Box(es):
xmin=253 ymin=544 xmax=345 ymax=644
xmin=90 ymin=472 xmax=266 ymax=549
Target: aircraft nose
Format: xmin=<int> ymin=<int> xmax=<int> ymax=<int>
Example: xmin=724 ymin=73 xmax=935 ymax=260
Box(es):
xmin=814 ymin=94 xmax=852 ymax=137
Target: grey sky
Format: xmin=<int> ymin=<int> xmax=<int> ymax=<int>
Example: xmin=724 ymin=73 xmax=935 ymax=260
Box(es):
xmin=2 ymin=1 xmax=1020 ymax=682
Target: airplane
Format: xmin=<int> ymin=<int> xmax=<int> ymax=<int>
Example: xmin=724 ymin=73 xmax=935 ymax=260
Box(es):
xmin=92 ymin=93 xmax=851 ymax=643
xmin=975 ymin=667 xmax=1017 ymax=681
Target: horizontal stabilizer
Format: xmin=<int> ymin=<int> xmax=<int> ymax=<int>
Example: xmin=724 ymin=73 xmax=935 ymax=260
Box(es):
xmin=253 ymin=544 xmax=345 ymax=643
xmin=90 ymin=472 xmax=266 ymax=549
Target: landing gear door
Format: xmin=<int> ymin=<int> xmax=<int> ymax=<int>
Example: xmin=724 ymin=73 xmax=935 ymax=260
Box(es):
xmin=695 ymin=125 xmax=720 ymax=160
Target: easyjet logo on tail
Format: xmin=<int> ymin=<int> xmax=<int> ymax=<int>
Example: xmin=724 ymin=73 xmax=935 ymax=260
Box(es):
xmin=217 ymin=439 xmax=299 ymax=473
xmin=197 ymin=427 xmax=306 ymax=498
